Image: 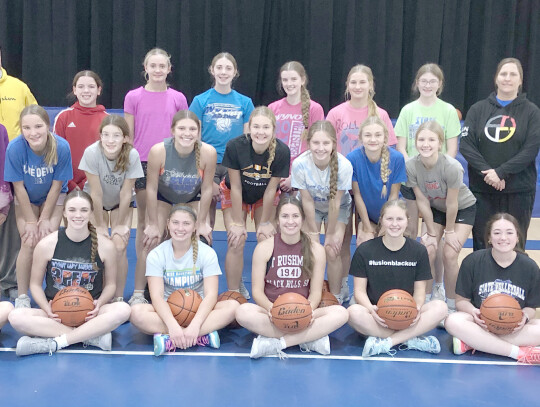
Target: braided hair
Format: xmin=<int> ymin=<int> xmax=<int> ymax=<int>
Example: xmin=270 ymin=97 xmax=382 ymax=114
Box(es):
xmin=277 ymin=61 xmax=312 ymax=140
xmin=306 ymin=120 xmax=339 ymax=201
xmin=358 ymin=116 xmax=391 ymax=198
xmin=63 ymin=190 xmax=99 ymax=271
xmin=168 ymin=204 xmax=199 ymax=275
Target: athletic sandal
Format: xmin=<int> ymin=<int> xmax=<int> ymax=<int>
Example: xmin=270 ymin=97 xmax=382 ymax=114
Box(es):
xmin=400 ymin=336 xmax=441 ymax=354
xmin=16 ymin=336 xmax=57 ymax=356
xmin=250 ymin=335 xmax=287 ymax=359
xmin=83 ymin=332 xmax=112 ymax=351
xmin=299 ymin=335 xmax=330 ymax=355
xmin=362 ymin=336 xmax=396 ymax=358
xmin=452 ymin=337 xmax=474 ymax=355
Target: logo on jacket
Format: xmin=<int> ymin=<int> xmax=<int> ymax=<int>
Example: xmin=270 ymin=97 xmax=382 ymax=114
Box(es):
xmin=484 ymin=115 xmax=516 ymax=143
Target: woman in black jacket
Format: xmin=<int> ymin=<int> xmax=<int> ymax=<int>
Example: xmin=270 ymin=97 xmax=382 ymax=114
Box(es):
xmin=459 ymin=57 xmax=540 ymax=250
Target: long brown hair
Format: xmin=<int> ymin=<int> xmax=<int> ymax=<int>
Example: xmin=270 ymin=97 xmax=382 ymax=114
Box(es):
xmin=99 ymin=115 xmax=132 ymax=173
xmin=171 ymin=110 xmax=202 ymax=173
xmin=484 ymin=213 xmax=525 ymax=254
xmin=275 ymin=196 xmax=313 ymax=279
xmin=64 ymin=190 xmax=98 ymax=271
xmin=20 ymin=105 xmax=58 ymax=167
xmin=247 ymin=106 xmax=277 ymax=175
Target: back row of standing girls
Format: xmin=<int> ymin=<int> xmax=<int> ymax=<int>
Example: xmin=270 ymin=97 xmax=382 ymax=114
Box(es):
xmin=4 ymin=49 xmax=539 ymax=328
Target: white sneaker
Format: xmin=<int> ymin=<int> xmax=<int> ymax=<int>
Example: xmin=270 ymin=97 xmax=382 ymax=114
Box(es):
xmin=299 ymin=335 xmax=330 ymax=355
xmin=239 ymin=279 xmax=251 ymax=300
xmin=16 ymin=336 xmax=57 ymax=356
xmin=250 ymin=335 xmax=287 ymax=359
xmin=362 ymin=336 xmax=395 ymax=357
xmin=15 ymin=294 xmax=31 ymax=309
xmin=431 ymin=283 xmax=446 ymax=302
xmin=128 ymin=295 xmax=148 ymax=306
xmin=400 ymin=336 xmax=441 ymax=354
xmin=83 ymin=332 xmax=112 ymax=351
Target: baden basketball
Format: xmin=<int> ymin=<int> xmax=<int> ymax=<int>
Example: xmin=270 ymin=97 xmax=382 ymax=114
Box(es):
xmin=271 ymin=292 xmax=312 ymax=333
xmin=51 ymin=286 xmax=95 ymax=327
xmin=480 ymin=293 xmax=523 ymax=335
xmin=319 ymin=291 xmax=339 ymax=308
xmin=376 ymin=289 xmax=418 ymax=330
xmin=167 ymin=288 xmax=202 ymax=327
xmin=217 ymin=290 xmax=248 ymax=305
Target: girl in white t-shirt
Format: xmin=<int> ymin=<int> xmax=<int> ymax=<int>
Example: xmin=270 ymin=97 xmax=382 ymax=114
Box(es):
xmin=291 ymin=120 xmax=353 ymax=303
xmin=79 ymin=115 xmax=143 ymax=300
xmin=268 ymin=61 xmax=324 ymax=192
xmin=130 ymin=205 xmax=239 ymax=356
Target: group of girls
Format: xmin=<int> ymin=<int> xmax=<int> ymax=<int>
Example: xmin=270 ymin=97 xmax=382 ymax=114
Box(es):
xmin=1 ymin=49 xmax=539 ymax=363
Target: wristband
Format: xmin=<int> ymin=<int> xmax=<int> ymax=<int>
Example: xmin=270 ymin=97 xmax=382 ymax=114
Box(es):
xmin=259 ymin=221 xmax=271 ymax=226
xmin=26 ymin=221 xmax=37 ymax=224
xmin=230 ymin=222 xmax=245 ymax=228
xmin=444 ymin=229 xmax=455 ymax=234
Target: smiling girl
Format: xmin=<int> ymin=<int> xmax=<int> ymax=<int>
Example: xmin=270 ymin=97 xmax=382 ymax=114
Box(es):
xmin=54 ymin=71 xmax=108 ymax=192
xmin=445 ymin=213 xmax=540 ymax=364
xmin=221 ymin=107 xmax=290 ymax=298
xmin=347 ymin=199 xmax=447 ymax=357
xmin=190 ymin=52 xmax=254 ymax=229
xmin=4 ymin=105 xmax=73 ymax=308
xmin=8 ymin=190 xmax=130 ymax=356
xmin=236 ymin=197 xmax=348 ymax=358
xmin=268 ymin=61 xmax=324 ymax=192
xmin=130 ymin=205 xmax=238 ymax=356
xmin=124 ymin=48 xmax=188 ymax=305
xmin=291 ymin=120 xmax=353 ymax=303
xmin=79 ymin=115 xmax=143 ymax=300
xmin=406 ymin=120 xmax=476 ymax=316
xmin=347 ymin=116 xmax=406 ymax=246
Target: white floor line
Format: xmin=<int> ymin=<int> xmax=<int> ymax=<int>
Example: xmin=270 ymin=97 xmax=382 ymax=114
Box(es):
xmin=0 ymin=347 xmax=527 ymax=366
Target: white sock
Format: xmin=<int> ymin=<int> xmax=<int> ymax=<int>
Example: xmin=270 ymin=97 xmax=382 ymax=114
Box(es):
xmin=132 ymin=290 xmax=144 ymax=297
xmin=278 ymin=337 xmax=287 ymax=350
xmin=447 ymin=298 xmax=456 ymax=310
xmin=508 ymin=345 xmax=520 ymax=360
xmin=54 ymin=334 xmax=68 ymax=350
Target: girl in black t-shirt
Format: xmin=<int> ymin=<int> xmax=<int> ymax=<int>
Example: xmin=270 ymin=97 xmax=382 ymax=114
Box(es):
xmin=220 ymin=106 xmax=290 ymax=299
xmin=8 ymin=190 xmax=131 ymax=356
xmin=446 ymin=213 xmax=540 ymax=363
xmin=348 ymin=199 xmax=448 ymax=357
xmin=235 ymin=196 xmax=347 ymax=358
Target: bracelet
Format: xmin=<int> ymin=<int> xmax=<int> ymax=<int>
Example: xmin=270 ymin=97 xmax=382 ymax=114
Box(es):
xmin=424 ymin=232 xmax=436 ymax=238
xmin=259 ymin=221 xmax=271 ymax=226
xmin=306 ymin=231 xmax=319 ymax=235
xmin=230 ymin=222 xmax=245 ymax=228
xmin=26 ymin=221 xmax=37 ymax=224
xmin=444 ymin=229 xmax=455 ymax=234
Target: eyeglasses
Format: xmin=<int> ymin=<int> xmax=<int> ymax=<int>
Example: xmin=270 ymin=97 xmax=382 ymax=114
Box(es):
xmin=419 ymin=79 xmax=439 ymax=86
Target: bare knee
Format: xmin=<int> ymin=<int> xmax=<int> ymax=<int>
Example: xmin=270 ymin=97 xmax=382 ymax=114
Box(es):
xmin=8 ymin=308 xmax=31 ymax=331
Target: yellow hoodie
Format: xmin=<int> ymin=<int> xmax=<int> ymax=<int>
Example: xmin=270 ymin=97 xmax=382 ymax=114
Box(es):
xmin=0 ymin=67 xmax=37 ymax=140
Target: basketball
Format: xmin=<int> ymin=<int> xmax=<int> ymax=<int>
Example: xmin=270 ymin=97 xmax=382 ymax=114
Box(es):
xmin=167 ymin=288 xmax=202 ymax=327
xmin=319 ymin=291 xmax=339 ymax=308
xmin=217 ymin=290 xmax=248 ymax=305
xmin=480 ymin=293 xmax=523 ymax=335
xmin=271 ymin=292 xmax=312 ymax=333
xmin=51 ymin=286 xmax=95 ymax=327
xmin=376 ymin=289 xmax=418 ymax=330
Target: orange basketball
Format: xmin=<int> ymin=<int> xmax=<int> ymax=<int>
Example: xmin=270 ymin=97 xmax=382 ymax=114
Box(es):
xmin=271 ymin=292 xmax=312 ymax=333
xmin=167 ymin=288 xmax=202 ymax=327
xmin=480 ymin=293 xmax=523 ymax=335
xmin=376 ymin=289 xmax=418 ymax=330
xmin=217 ymin=290 xmax=248 ymax=305
xmin=51 ymin=286 xmax=95 ymax=327
xmin=319 ymin=291 xmax=339 ymax=308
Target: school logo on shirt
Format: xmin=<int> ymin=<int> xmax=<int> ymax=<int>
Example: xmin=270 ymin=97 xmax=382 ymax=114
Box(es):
xmin=50 ymin=259 xmax=98 ymax=291
xmin=484 ymin=115 xmax=516 ymax=143
xmin=478 ymin=279 xmax=525 ymax=301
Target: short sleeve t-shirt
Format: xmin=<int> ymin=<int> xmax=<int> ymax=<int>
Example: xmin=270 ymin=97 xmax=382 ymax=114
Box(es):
xmin=326 ymin=102 xmax=398 ymax=156
xmin=222 ymin=135 xmax=290 ymax=204
xmin=291 ymin=150 xmax=353 ymax=213
xmin=268 ymin=98 xmax=325 ymax=164
xmin=123 ymin=87 xmax=188 ymax=161
xmin=394 ymin=99 xmax=461 ymax=156
xmin=146 ymin=239 xmax=222 ymax=299
xmin=349 ymin=237 xmax=432 ymax=304
xmin=4 ymin=135 xmax=72 ymax=205
xmin=456 ymin=249 xmax=540 ymax=309
xmin=405 ymin=154 xmax=476 ymax=213
xmin=346 ymin=147 xmax=407 ymax=222
xmin=79 ymin=141 xmax=143 ymax=210
xmin=189 ymin=88 xmax=254 ymax=163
